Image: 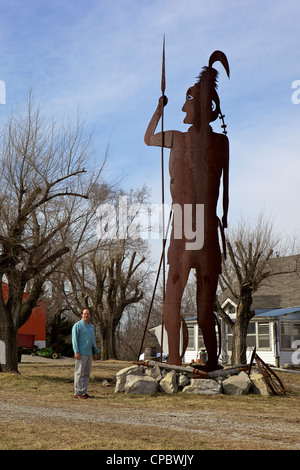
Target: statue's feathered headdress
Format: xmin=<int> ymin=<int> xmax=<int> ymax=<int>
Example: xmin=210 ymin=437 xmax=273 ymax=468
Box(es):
xmin=196 ymin=50 xmax=230 ymax=128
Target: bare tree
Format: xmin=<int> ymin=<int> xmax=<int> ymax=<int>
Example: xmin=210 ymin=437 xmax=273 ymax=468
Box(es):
xmin=0 ymin=92 xmax=102 ymax=372
xmin=215 ymin=214 xmax=282 ymax=365
xmin=59 ymin=185 xmax=152 ymax=360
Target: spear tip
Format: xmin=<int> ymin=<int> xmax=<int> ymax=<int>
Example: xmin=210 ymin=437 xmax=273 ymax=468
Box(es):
xmin=161 ymin=34 xmax=166 ymax=94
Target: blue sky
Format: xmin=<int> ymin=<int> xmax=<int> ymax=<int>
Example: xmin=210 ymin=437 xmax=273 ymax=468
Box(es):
xmin=1 ymin=0 xmax=300 ymax=259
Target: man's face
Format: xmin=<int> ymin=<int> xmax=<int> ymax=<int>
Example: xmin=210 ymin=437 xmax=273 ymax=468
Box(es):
xmin=82 ymin=309 xmax=91 ymax=324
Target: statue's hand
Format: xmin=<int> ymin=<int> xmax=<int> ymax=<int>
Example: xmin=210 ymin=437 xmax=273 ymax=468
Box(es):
xmin=158 ymin=95 xmax=168 ymax=108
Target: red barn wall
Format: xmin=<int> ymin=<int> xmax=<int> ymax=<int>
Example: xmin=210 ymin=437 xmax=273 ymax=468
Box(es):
xmin=2 ymin=283 xmax=47 ymax=347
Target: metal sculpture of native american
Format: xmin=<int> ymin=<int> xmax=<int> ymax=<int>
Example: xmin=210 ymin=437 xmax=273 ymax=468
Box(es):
xmin=145 ymin=49 xmax=230 ymax=371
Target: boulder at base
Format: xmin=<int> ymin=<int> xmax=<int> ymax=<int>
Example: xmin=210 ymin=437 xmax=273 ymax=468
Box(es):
xmin=124 ymin=375 xmax=158 ymax=394
xmin=182 ymin=378 xmax=221 ymax=395
xmin=159 ymin=370 xmax=178 ymax=394
xmin=222 ymin=371 xmax=252 ymax=396
xmin=115 ymin=365 xmax=145 ymax=393
xmin=250 ymin=370 xmax=271 ymax=396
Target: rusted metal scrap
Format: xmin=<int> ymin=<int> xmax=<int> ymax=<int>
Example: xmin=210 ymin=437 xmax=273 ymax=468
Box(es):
xmin=207 ymin=365 xmax=250 ymax=378
xmin=254 ymin=354 xmax=286 ymax=395
xmin=133 ymin=360 xmax=209 ymax=378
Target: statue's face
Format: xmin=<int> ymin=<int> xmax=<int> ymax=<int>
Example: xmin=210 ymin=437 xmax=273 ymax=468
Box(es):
xmin=182 ymin=80 xmax=219 ymax=128
xmin=182 ymin=86 xmax=197 ymax=125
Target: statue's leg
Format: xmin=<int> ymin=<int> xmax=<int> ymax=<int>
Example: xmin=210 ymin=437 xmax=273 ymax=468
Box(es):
xmin=196 ymin=273 xmax=219 ymax=371
xmin=163 ymin=263 xmax=189 ymax=366
xmin=163 ymin=300 xmax=182 ymax=365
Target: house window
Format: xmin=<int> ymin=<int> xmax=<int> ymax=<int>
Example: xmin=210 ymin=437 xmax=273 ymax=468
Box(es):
xmin=281 ymin=321 xmax=300 ymax=350
xmin=197 ymin=328 xmax=205 ymax=350
xmin=187 ymin=325 xmax=195 ymax=350
xmin=257 ymin=323 xmax=270 ymax=349
xmin=226 ymin=322 xmax=270 ymax=351
xmin=227 ymin=304 xmax=236 ymax=314
xmin=281 ymin=322 xmax=291 ymax=348
xmin=294 ymin=322 xmax=300 ymax=342
xmin=247 ymin=322 xmax=270 ymax=350
xmin=246 ymin=322 xmax=256 ymax=348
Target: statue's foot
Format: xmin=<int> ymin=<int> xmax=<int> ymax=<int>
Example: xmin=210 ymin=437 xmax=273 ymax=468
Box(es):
xmin=166 ymin=356 xmax=182 ymax=366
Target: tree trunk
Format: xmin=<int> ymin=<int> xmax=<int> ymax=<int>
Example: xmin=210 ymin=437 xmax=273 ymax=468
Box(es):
xmin=99 ymin=319 xmax=117 ymax=360
xmin=0 ymin=279 xmax=31 ymax=373
xmin=230 ymin=297 xmax=255 ymax=365
xmin=0 ymin=319 xmax=19 ymax=373
xmin=50 ymin=313 xmax=61 ymax=346
xmin=231 ymin=316 xmax=249 ymax=365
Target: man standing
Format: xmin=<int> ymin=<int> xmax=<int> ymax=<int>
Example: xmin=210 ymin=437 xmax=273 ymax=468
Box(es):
xmin=72 ymin=308 xmax=100 ymax=399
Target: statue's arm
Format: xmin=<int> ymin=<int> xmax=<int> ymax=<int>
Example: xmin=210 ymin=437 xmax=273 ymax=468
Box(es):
xmin=144 ymin=96 xmax=173 ymax=148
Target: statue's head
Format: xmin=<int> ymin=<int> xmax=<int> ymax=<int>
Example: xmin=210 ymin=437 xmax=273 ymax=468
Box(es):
xmin=182 ymin=50 xmax=230 ymax=130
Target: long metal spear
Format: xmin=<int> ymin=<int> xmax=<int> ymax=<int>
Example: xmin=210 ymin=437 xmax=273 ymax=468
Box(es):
xmin=161 ymin=35 xmax=166 ymax=296
xmin=137 ymin=36 xmax=168 ymax=362
xmin=160 ymin=35 xmax=166 ymax=361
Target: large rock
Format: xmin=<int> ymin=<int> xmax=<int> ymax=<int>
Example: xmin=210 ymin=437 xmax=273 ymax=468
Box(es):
xmin=182 ymin=378 xmax=221 ymax=395
xmin=114 ymin=365 xmax=145 ymax=393
xmin=145 ymin=364 xmax=162 ymax=381
xmin=159 ymin=370 xmax=178 ymax=394
xmin=178 ymin=373 xmax=190 ymax=389
xmin=124 ymin=375 xmax=158 ymax=394
xmin=222 ymin=371 xmax=252 ymax=396
xmin=250 ymin=370 xmax=271 ymax=396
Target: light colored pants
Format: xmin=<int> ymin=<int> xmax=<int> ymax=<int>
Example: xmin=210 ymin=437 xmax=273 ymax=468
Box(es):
xmin=74 ymin=355 xmax=93 ymax=396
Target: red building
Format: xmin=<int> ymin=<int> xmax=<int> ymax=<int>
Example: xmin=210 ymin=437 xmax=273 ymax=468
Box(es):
xmin=2 ymin=283 xmax=47 ymax=348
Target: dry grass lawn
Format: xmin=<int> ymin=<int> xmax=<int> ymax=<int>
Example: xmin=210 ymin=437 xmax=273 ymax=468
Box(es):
xmin=0 ymin=357 xmax=300 ymax=451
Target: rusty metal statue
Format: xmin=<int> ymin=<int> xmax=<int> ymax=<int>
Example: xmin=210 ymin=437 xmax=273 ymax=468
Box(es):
xmin=145 ymin=49 xmax=230 ymax=370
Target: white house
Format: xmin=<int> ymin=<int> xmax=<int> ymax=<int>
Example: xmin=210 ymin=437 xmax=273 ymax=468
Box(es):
xmin=184 ymin=306 xmax=300 ymax=367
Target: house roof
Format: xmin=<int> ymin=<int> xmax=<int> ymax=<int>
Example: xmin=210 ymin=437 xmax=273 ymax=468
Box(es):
xmin=185 ymin=307 xmax=300 ymax=324
xmin=255 ymin=306 xmax=300 ymax=320
xmin=218 ymin=255 xmax=300 ymax=310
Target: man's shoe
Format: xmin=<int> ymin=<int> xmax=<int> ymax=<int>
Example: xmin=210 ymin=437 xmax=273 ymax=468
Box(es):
xmin=83 ymin=394 xmax=95 ymax=398
xmin=74 ymin=394 xmax=88 ymax=399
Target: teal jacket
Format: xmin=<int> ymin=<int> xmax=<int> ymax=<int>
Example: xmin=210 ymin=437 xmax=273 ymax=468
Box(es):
xmin=72 ymin=320 xmax=100 ymax=356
